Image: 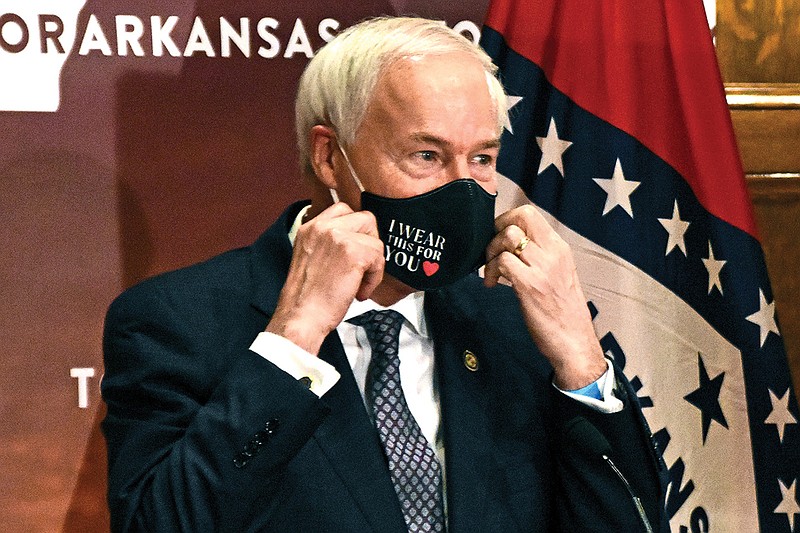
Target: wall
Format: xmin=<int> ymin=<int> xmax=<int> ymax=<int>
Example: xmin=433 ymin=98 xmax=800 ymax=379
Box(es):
xmin=0 ymin=2 xmax=489 ymax=531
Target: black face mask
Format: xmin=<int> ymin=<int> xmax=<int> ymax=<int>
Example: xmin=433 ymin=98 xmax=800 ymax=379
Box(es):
xmin=362 ymin=180 xmax=497 ymax=290
xmin=336 ymin=145 xmax=497 ymax=290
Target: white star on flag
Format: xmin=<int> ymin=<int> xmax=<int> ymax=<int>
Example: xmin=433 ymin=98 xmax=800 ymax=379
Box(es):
xmin=658 ymin=200 xmax=691 ymax=256
xmin=536 ymin=117 xmax=572 ymax=176
xmin=746 ymin=289 xmax=781 ymax=348
xmin=765 ymin=388 xmax=798 ymax=443
xmin=774 ymin=479 xmax=800 ymax=531
xmin=702 ymin=241 xmax=726 ymax=294
xmin=592 ymin=158 xmax=640 ymax=217
xmin=503 ymin=95 xmax=523 ymax=134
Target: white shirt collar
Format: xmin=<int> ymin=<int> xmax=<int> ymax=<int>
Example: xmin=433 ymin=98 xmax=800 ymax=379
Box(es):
xmin=287 ymin=204 xmax=428 ymax=338
xmin=287 ymin=204 xmax=311 ymax=246
xmin=343 ymin=292 xmax=428 ymax=338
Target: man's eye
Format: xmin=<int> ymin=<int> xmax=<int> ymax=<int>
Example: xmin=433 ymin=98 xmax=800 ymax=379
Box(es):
xmin=415 ymin=151 xmax=437 ymax=162
xmin=473 ymin=154 xmax=494 ymax=166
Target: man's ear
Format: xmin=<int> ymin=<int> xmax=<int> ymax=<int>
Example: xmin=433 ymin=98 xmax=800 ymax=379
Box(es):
xmin=309 ymin=125 xmax=338 ymax=189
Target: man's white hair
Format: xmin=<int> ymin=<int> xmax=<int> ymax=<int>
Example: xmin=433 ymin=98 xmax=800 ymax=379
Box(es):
xmin=295 ymin=16 xmax=508 ymax=176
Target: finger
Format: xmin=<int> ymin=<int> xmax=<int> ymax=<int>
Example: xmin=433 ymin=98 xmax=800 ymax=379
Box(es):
xmin=333 ymin=208 xmax=379 ymax=236
xmin=350 ymin=233 xmax=386 ymax=300
xmin=485 ymin=224 xmax=529 ymax=264
xmin=355 ymin=253 xmax=385 ymax=300
xmin=301 ymin=209 xmax=381 ymax=244
xmin=346 ymin=209 xmax=380 ymax=238
xmin=483 ymin=250 xmax=534 ymax=289
xmin=314 ymin=201 xmax=355 ymax=221
xmin=495 ymin=204 xmax=556 ymax=246
xmin=483 ymin=251 xmax=512 ymax=288
xmin=480 ymin=262 xmax=512 ymax=288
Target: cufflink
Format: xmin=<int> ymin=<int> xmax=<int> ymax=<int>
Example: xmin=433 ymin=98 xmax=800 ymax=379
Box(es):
xmin=463 ymin=350 xmax=479 ymax=372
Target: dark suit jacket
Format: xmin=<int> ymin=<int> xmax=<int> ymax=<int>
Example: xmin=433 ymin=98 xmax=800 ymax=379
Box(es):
xmin=102 ymin=201 xmax=668 ymax=532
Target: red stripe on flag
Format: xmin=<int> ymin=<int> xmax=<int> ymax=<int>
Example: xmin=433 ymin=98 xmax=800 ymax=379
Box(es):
xmin=485 ymin=0 xmax=758 ymax=238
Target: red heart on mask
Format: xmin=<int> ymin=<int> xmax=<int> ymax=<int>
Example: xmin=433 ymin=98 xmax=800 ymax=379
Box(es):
xmin=423 ymin=261 xmax=439 ymax=276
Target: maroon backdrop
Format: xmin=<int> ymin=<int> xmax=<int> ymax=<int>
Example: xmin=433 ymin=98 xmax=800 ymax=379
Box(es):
xmin=0 ymin=1 xmax=489 ymax=530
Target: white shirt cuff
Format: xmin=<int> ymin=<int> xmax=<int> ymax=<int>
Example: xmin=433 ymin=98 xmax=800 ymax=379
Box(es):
xmin=249 ymin=332 xmax=341 ymax=398
xmin=555 ymin=360 xmax=624 ymax=414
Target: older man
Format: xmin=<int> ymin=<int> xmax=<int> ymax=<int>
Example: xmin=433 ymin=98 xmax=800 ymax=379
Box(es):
xmin=102 ymin=17 xmax=667 ymax=532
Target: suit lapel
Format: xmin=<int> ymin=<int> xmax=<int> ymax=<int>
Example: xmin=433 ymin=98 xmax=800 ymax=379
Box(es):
xmin=247 ymin=204 xmax=406 ymax=532
xmin=314 ymin=334 xmax=407 ymax=533
xmin=248 ymin=202 xmax=302 ymax=319
xmin=426 ymin=289 xmax=493 ymax=533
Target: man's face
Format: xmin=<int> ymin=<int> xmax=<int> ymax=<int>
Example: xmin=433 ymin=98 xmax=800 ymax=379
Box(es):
xmin=336 ymin=51 xmax=501 ymax=206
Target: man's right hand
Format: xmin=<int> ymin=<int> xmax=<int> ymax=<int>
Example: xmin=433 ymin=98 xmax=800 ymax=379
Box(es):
xmin=265 ymin=202 xmax=385 ymax=355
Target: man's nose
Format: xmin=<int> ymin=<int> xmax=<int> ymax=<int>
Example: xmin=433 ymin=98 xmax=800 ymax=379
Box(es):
xmin=443 ymin=158 xmax=495 ymax=194
xmin=445 ymin=158 xmax=472 ymax=182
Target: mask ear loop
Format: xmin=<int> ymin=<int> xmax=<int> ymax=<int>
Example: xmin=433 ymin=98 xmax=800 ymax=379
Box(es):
xmin=329 ymin=141 xmax=365 ymax=203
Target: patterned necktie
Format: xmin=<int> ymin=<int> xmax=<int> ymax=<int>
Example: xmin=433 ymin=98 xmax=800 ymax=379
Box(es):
xmin=348 ymin=310 xmax=445 ymax=532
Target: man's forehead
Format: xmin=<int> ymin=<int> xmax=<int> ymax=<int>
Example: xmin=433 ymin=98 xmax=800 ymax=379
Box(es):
xmin=372 ymin=53 xmax=491 ymax=107
xmin=406 ymin=132 xmax=502 ymax=149
xmin=349 ymin=51 xmax=499 ymax=147
xmin=381 ymin=51 xmax=486 ymax=79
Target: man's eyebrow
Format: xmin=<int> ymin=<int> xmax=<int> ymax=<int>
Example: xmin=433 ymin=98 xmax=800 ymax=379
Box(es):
xmin=408 ymin=133 xmax=502 ymax=150
xmin=480 ymin=138 xmax=502 ymax=150
xmin=408 ymin=133 xmax=448 ymax=147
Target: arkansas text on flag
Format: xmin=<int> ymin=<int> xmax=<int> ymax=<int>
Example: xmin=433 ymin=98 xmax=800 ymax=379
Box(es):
xmin=480 ymin=1 xmax=800 ymax=531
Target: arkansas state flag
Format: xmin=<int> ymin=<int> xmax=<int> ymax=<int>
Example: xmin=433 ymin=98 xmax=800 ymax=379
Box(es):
xmin=480 ymin=1 xmax=800 ymax=531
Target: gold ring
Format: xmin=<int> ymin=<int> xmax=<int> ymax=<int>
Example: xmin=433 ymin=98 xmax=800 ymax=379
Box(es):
xmin=513 ymin=236 xmax=530 ymax=257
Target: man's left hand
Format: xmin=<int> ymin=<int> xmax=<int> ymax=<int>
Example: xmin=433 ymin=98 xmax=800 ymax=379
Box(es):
xmin=483 ymin=205 xmax=606 ymax=390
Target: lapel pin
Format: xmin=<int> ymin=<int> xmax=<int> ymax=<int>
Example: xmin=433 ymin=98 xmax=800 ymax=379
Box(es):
xmin=463 ymin=350 xmax=479 ymax=371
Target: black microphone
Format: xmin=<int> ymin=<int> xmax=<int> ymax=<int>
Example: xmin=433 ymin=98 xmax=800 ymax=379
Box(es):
xmin=563 ymin=417 xmax=654 ymax=533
